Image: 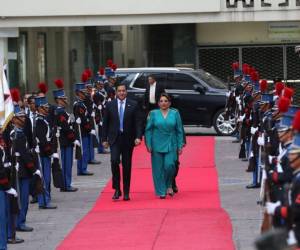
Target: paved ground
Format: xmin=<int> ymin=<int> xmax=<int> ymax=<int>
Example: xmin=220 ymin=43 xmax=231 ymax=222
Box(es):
xmin=9 ymin=127 xmax=261 ymax=250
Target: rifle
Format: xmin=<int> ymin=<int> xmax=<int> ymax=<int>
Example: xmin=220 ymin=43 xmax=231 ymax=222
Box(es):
xmin=259 ymin=143 xmax=273 ymax=233
xmin=52 ymin=127 xmax=64 ymax=189
xmin=10 ymin=129 xmax=21 ymax=243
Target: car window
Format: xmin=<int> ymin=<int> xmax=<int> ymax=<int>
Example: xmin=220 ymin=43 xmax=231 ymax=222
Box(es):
xmin=166 ymin=73 xmax=198 ymax=90
xmin=116 ymin=73 xmax=131 ymax=83
xmin=192 ymin=70 xmax=226 ymax=89
xmin=133 ymin=72 xmax=167 ymax=89
xmin=119 ymin=73 xmax=137 ymax=87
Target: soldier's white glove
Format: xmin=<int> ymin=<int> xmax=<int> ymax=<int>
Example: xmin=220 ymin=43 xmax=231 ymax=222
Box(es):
xmin=76 ymin=117 xmax=81 ymax=125
xmin=98 ymin=105 xmax=102 ymax=111
xmin=15 ymin=152 xmax=20 ymax=157
xmin=250 ymin=127 xmax=258 ymax=135
xmin=90 ymin=130 xmax=96 ymax=135
xmin=91 ymin=111 xmax=95 ymax=118
xmin=287 ymin=230 xmax=297 ymax=246
xmin=268 ymin=155 xmax=274 ymax=164
xmin=235 ymin=97 xmax=241 ymax=105
xmin=56 ymin=131 xmax=60 ymax=138
xmin=257 ymin=136 xmax=265 ymax=146
xmin=34 ymin=170 xmax=42 ymax=178
xmin=15 ymin=163 xmax=19 ymax=172
xmin=52 ymin=153 xmax=59 ymax=159
xmin=4 ymin=162 xmax=11 ymax=168
xmin=226 ymin=92 xmax=230 ymax=97
xmin=6 ymin=188 xmax=18 ymax=197
xmin=74 ymin=140 xmax=81 ymax=147
xmin=238 ymin=114 xmax=245 ymax=122
xmin=108 ymin=98 xmax=112 ymax=102
xmin=266 ymin=201 xmax=281 ymax=215
xmin=35 ymin=146 xmax=40 ymax=154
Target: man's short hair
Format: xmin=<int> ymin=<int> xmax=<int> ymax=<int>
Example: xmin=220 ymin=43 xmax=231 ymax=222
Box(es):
xmin=148 ymin=75 xmax=156 ymax=80
xmin=115 ymin=82 xmax=127 ymax=90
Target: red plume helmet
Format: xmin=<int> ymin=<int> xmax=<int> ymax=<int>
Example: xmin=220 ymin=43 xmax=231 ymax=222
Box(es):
xmin=250 ymin=71 xmax=259 ymax=82
xmin=10 ymin=88 xmax=20 ymax=103
xmin=260 ymin=80 xmax=268 ymax=92
xmin=54 ymin=79 xmax=64 ymax=89
xmin=275 ymin=82 xmax=285 ymax=96
xmin=99 ymin=67 xmax=105 ymax=76
xmin=38 ymin=82 xmax=48 ymax=94
xmin=106 ymin=59 xmax=113 ymax=67
xmin=81 ymin=72 xmax=89 ymax=83
xmin=242 ymin=64 xmax=250 ymax=75
xmin=231 ymin=62 xmax=239 ymax=70
xmin=111 ymin=64 xmax=118 ymax=71
xmin=292 ymin=111 xmax=300 ymax=131
xmin=277 ymin=97 xmax=291 ymax=113
xmin=85 ymin=68 xmax=92 ymax=78
xmin=283 ymin=87 xmax=294 ymax=100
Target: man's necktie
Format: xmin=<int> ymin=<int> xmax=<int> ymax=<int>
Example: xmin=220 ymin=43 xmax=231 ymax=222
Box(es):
xmin=119 ymin=101 xmax=124 ymax=132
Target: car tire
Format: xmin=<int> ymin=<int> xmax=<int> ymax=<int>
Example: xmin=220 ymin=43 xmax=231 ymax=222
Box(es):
xmin=213 ymin=109 xmax=237 ymax=136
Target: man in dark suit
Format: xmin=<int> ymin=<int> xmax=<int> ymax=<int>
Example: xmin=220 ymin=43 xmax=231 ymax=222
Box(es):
xmin=102 ymin=82 xmax=142 ymax=201
xmin=144 ymin=75 xmax=165 ymax=112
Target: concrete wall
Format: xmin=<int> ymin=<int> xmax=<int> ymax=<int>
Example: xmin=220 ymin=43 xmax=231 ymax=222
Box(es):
xmin=197 ymin=21 xmax=300 ymax=45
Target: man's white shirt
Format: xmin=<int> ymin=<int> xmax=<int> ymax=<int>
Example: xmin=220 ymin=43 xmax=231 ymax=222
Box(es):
xmin=149 ymin=82 xmax=157 ymax=104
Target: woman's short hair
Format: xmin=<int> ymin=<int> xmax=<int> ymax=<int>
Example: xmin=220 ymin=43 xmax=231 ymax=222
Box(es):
xmin=159 ymin=93 xmax=171 ymax=102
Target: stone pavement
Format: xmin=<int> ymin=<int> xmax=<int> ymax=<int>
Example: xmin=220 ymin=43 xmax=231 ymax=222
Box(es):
xmin=8 ymin=128 xmax=261 ymax=250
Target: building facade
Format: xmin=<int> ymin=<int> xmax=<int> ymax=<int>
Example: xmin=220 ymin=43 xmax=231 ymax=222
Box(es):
xmin=0 ymin=0 xmax=300 ymax=100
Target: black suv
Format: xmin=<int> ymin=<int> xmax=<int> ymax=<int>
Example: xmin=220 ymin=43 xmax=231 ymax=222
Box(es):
xmin=115 ymin=68 xmax=236 ymax=136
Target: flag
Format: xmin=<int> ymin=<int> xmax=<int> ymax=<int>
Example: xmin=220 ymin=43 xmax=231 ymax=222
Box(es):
xmin=0 ymin=63 xmax=14 ymax=130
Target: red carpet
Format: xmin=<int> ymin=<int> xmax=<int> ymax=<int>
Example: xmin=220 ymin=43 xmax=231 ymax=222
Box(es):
xmin=57 ymin=137 xmax=235 ymax=250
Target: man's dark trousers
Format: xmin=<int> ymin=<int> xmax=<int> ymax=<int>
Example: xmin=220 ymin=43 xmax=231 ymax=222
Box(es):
xmin=110 ymin=133 xmax=134 ymax=194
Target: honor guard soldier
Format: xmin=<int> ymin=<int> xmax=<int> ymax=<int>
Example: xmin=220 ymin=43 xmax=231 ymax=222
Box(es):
xmin=82 ymin=70 xmax=100 ymax=165
xmin=104 ymin=60 xmax=117 ymax=101
xmin=35 ymin=95 xmax=57 ymax=209
xmin=268 ymin=105 xmax=299 ymax=228
xmin=53 ymin=79 xmax=78 ymax=192
xmin=0 ymin=125 xmax=19 ymax=249
xmin=10 ymin=89 xmax=41 ymax=232
xmin=73 ymin=81 xmax=94 ymax=176
xmin=265 ymin=111 xmax=300 ymax=247
xmin=93 ymin=73 xmax=107 ymax=154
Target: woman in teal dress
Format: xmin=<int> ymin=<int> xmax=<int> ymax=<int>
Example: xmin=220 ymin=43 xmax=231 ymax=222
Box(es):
xmin=145 ymin=93 xmax=184 ymax=198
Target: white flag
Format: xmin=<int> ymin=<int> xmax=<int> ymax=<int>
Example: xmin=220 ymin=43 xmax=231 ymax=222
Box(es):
xmin=0 ymin=63 xmax=14 ymax=129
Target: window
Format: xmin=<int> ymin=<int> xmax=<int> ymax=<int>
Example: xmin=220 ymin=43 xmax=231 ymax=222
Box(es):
xmin=166 ymin=73 xmax=198 ymax=90
xmin=119 ymin=72 xmax=137 ymax=86
xmin=133 ymin=73 xmax=147 ymax=89
xmin=37 ymin=33 xmax=47 ymax=82
xmin=133 ymin=72 xmax=167 ymax=89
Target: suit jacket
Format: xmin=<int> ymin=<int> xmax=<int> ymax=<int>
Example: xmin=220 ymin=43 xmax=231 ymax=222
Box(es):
xmin=145 ymin=109 xmax=184 ymax=153
xmin=144 ymin=82 xmax=165 ymax=111
xmin=102 ymin=98 xmax=142 ymax=147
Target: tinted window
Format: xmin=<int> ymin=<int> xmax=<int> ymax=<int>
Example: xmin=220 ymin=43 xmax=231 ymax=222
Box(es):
xmin=133 ymin=72 xmax=167 ymax=89
xmin=191 ymin=70 xmax=226 ymax=89
xmin=166 ymin=73 xmax=198 ymax=90
xmin=119 ymin=73 xmax=137 ymax=86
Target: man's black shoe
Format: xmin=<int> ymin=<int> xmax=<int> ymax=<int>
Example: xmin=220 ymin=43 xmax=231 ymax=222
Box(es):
xmin=246 ymin=183 xmax=261 ymax=189
xmin=16 ymin=225 xmax=33 ymax=232
xmin=112 ymin=190 xmax=122 ymax=200
xmin=123 ymin=194 xmax=130 ymax=201
xmin=61 ymin=187 xmax=78 ymax=192
xmin=39 ymin=204 xmax=57 ymax=209
xmin=232 ymin=139 xmax=240 ymax=143
xmin=88 ymin=160 xmax=101 ymax=165
xmin=78 ymin=172 xmax=94 ymax=176
xmin=7 ymin=238 xmax=24 ymax=244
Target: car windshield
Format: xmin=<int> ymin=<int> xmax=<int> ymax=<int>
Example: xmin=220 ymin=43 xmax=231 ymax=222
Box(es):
xmin=192 ymin=69 xmax=227 ymax=89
